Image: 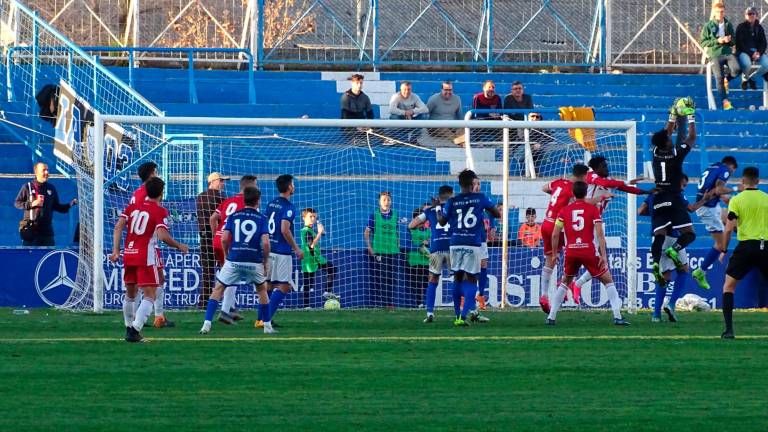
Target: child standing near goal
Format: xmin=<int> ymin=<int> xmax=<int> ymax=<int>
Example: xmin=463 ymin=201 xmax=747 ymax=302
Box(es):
xmin=547 ymin=181 xmax=629 ymax=326
xmin=439 ymin=170 xmax=500 ymax=326
xmin=200 ymin=186 xmax=273 ymax=334
xmin=111 ymin=177 xmax=189 ymax=342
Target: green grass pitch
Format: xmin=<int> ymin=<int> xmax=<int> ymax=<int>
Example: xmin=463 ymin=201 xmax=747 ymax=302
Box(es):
xmin=1 ymin=308 xmax=767 ymax=432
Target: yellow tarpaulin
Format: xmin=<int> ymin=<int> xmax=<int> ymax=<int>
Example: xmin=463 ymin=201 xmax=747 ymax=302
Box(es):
xmin=558 ymin=107 xmax=596 ymax=152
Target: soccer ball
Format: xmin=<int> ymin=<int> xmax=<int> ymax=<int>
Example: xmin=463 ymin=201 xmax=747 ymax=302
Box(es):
xmin=324 ymin=298 xmax=341 ymax=310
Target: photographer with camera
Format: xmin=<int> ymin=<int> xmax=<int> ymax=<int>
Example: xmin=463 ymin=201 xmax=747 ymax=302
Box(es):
xmin=14 ymin=162 xmax=77 ymax=246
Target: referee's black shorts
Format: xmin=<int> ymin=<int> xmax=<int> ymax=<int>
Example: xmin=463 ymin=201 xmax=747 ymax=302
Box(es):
xmin=726 ymin=240 xmax=768 ymax=280
xmin=651 ymin=190 xmax=692 ymax=233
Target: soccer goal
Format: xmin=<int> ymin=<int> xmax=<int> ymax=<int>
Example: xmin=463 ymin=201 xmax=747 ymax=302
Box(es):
xmin=66 ymin=116 xmax=636 ymax=314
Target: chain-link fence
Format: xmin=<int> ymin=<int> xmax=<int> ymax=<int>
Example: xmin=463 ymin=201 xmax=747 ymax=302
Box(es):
xmin=10 ymin=0 xmax=768 ymax=69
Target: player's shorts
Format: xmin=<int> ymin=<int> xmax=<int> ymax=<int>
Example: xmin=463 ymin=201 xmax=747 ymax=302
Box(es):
xmin=450 ymin=245 xmax=482 ymax=275
xmin=541 ymin=220 xmax=564 ymax=256
xmin=124 ymin=265 xmax=161 ymax=287
xmin=695 ymin=204 xmax=725 ymax=232
xmin=217 ymin=260 xmax=267 ymax=287
xmin=213 ymin=246 xmax=225 ymax=267
xmin=726 ymin=240 xmax=768 ymax=280
xmin=269 ymin=253 xmax=294 ymax=284
xmin=563 ymin=251 xmax=607 ymax=279
xmin=428 ymin=251 xmax=451 ymax=275
xmin=479 ymin=242 xmax=489 ymax=260
xmin=651 ymin=191 xmax=692 ymax=233
xmin=660 ymin=236 xmax=688 ymax=273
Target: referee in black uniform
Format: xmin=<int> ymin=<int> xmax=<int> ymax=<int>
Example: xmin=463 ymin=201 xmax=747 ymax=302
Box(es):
xmin=720 ymin=167 xmax=768 ymax=338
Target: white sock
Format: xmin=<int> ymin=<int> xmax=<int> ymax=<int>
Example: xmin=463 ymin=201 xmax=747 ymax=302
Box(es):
xmin=606 ymin=283 xmax=622 ymax=319
xmin=541 ymin=266 xmax=554 ymax=297
xmin=547 ymin=284 xmax=568 ymax=321
xmin=153 ymin=286 xmax=165 ymax=317
xmin=575 ymin=272 xmax=592 ymax=288
xmin=122 ymin=297 xmax=135 ymax=327
xmin=222 ymin=286 xmax=237 ymax=313
xmin=135 ymin=289 xmax=143 ymax=314
xmin=132 ymin=299 xmax=154 ymax=332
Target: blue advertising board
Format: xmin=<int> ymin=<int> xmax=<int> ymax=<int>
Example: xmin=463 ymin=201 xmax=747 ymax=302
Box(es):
xmin=1 ymin=247 xmax=766 ymax=310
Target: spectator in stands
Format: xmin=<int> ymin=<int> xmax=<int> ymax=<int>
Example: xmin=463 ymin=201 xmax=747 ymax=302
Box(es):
xmin=735 ymin=6 xmax=768 ymax=90
xmin=388 ymin=81 xmax=429 ymax=144
xmin=341 ymin=74 xmax=374 ymax=120
xmin=426 ymin=81 xmax=463 ymax=141
xmin=341 ymin=74 xmax=374 ymax=143
xmin=502 ymin=81 xmax=534 ymax=120
xmin=14 ymin=162 xmax=77 ymax=246
xmin=517 ymin=207 xmax=542 ymax=248
xmin=196 ymin=171 xmax=229 ymax=308
xmin=701 ymin=2 xmax=740 ymax=110
xmin=472 ymin=80 xmax=503 ymax=142
xmin=527 ymin=112 xmax=550 ymax=173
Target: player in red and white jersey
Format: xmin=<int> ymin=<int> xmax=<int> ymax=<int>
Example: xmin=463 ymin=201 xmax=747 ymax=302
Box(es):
xmin=569 ymin=156 xmax=653 ymax=302
xmin=110 ymin=177 xmax=188 ymax=342
xmin=546 ymin=181 xmax=629 ymax=326
xmin=208 ymin=175 xmax=258 ymax=319
xmin=538 ymin=164 xmax=589 ymax=313
xmin=129 ymin=161 xmax=158 ymax=205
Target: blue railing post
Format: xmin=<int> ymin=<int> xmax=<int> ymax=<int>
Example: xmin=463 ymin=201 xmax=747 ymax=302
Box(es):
xmin=128 ymin=50 xmax=134 ymax=88
xmin=600 ymin=0 xmax=607 ymax=70
xmin=371 ymin=0 xmax=378 ymax=70
xmin=486 ymin=0 xmax=493 ymax=72
xmin=257 ymin=0 xmax=265 ymax=71
xmin=6 ymin=47 xmax=14 ymax=102
xmin=248 ymin=54 xmax=255 ymax=104
xmin=187 ymin=50 xmax=198 ymax=104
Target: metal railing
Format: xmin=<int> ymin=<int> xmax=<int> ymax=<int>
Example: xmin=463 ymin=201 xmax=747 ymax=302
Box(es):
xmin=705 ymin=62 xmax=768 ymax=110
xmin=14 ymin=0 xmax=768 ymax=71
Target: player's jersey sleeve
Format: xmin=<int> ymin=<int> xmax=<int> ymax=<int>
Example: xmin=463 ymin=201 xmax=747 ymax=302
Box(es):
xmin=416 ymin=212 xmax=427 ymax=223
xmin=223 ymin=212 xmax=235 ymax=232
xmin=482 ymin=194 xmax=495 ymax=212
xmin=120 ymin=204 xmax=133 ymax=220
xmin=676 ymin=142 xmax=692 ymax=158
xmin=717 ymin=167 xmax=730 ymax=183
xmin=588 ymin=172 xmax=644 ymax=194
xmin=727 ymin=195 xmax=740 ymax=218
xmin=555 ymin=207 xmax=566 ymax=227
xmin=590 ymin=204 xmax=602 ymax=224
xmin=153 ymin=206 xmax=170 ymax=231
xmin=441 ymin=199 xmax=452 ymax=220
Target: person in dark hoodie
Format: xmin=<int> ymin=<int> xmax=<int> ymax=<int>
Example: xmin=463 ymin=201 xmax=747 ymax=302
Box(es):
xmin=15 ymin=162 xmax=77 ymax=246
xmin=735 ymin=6 xmax=768 ymax=90
xmin=340 ymin=74 xmax=375 ymax=143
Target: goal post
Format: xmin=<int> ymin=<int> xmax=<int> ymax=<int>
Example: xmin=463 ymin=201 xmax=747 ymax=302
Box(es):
xmin=74 ymin=116 xmax=636 ymax=314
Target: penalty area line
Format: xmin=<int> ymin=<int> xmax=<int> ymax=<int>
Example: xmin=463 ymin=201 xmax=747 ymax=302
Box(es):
xmin=2 ymin=335 xmax=768 ymax=343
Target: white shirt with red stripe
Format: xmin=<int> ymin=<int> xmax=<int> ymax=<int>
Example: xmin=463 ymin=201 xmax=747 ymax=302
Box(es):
xmin=120 ymin=200 xmax=170 ymax=267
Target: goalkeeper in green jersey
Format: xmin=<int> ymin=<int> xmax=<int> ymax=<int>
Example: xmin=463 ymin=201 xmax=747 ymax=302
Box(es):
xmin=300 ymin=208 xmax=336 ymax=307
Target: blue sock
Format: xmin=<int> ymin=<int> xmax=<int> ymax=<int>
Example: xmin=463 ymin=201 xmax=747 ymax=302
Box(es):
xmin=701 ymin=247 xmax=721 ymax=271
xmin=461 ymin=281 xmax=478 ymax=319
xmin=452 ymin=282 xmax=462 ymax=317
xmin=269 ymin=290 xmax=286 ymax=320
xmin=205 ymin=299 xmax=219 ymax=322
xmin=258 ymin=303 xmax=269 ymax=322
xmin=479 ymin=268 xmax=488 ymax=299
xmin=426 ymin=281 xmax=437 ymax=314
xmin=653 ymin=283 xmax=665 ymax=318
xmin=669 ymin=272 xmax=689 ymax=308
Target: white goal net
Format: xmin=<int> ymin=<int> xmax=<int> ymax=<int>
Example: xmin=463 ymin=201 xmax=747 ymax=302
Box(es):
xmin=67 ymin=116 xmax=636 ymax=313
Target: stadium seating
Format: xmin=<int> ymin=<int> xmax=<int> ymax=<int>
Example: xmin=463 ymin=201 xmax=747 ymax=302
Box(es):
xmin=1 ymin=64 xmax=767 ymax=247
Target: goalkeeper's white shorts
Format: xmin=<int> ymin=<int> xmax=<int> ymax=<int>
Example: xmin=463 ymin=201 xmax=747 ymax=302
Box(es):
xmin=269 ymin=253 xmax=294 ymax=284
xmin=429 ymin=252 xmax=451 ymax=275
xmin=217 ymin=261 xmax=267 ymax=287
xmin=660 ymin=236 xmax=688 ymax=273
xmin=450 ymin=245 xmax=481 ymax=275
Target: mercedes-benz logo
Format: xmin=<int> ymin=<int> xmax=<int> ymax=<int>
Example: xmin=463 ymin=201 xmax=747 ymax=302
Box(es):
xmin=34 ymin=250 xmax=78 ymax=307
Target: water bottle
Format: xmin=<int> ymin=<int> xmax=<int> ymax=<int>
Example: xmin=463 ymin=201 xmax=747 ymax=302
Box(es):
xmin=12 ymin=305 xmax=29 ymax=315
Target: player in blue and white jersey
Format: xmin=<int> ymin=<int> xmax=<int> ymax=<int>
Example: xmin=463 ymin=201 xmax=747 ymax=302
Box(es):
xmin=691 ymin=156 xmax=738 ymax=289
xmin=264 ymin=174 xmax=304 ymax=326
xmin=438 ymin=170 xmax=501 ymax=326
xmin=200 ymin=186 xmax=273 ymax=334
xmin=638 ymin=175 xmax=713 ymax=322
xmin=409 ymin=185 xmax=454 ymax=323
